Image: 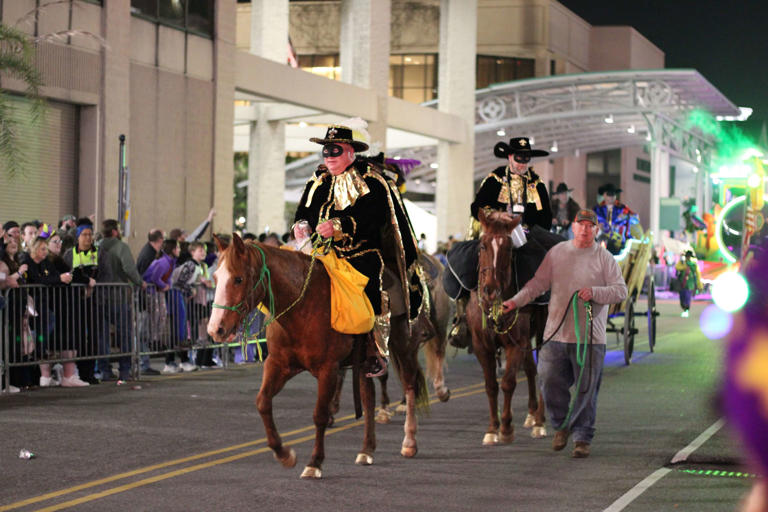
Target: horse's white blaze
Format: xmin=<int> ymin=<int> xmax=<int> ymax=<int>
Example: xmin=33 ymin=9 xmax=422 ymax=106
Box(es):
xmin=491 ymin=237 xmax=499 ymax=272
xmin=206 ymin=261 xmax=232 ymax=339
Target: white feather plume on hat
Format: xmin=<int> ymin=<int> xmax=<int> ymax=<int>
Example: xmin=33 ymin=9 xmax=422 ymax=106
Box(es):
xmin=340 ymin=117 xmax=371 ymax=153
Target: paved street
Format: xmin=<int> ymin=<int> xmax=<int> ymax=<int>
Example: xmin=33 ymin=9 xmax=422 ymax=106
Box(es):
xmin=0 ymin=299 xmax=753 ymax=512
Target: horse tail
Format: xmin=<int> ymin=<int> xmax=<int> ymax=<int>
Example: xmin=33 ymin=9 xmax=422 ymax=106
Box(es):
xmin=388 ymin=343 xmax=431 ymax=416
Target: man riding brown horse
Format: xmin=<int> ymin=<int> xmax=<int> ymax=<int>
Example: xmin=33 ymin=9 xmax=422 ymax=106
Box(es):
xmin=293 ymin=124 xmax=424 ymax=376
xmin=445 ymin=136 xmax=562 ymax=347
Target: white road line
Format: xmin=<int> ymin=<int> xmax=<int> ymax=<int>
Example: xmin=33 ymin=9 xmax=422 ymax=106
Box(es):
xmin=602 ymin=418 xmax=726 ymax=512
xmin=670 ymin=418 xmax=725 ymax=464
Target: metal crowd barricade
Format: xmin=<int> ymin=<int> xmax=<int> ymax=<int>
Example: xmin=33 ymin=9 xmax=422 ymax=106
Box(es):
xmin=134 ymin=284 xmax=234 ymax=371
xmin=1 ymin=283 xmax=137 ymax=391
xmin=1 ymin=281 xmax=265 ymax=393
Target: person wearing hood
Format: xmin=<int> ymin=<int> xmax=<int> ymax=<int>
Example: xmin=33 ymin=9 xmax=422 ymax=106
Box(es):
xmin=97 ymin=219 xmax=146 ymax=380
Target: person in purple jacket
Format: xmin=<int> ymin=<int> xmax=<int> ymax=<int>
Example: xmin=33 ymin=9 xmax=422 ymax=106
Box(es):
xmin=143 ymin=239 xmax=192 ymax=373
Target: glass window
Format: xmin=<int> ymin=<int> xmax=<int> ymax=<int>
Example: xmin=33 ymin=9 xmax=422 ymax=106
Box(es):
xmin=131 ymin=0 xmax=213 ymax=37
xmin=187 ymin=0 xmax=214 ymax=35
xmin=298 ymin=54 xmax=341 ymax=81
xmin=476 ymin=55 xmax=535 ymax=89
xmin=159 ymin=0 xmax=186 ymax=28
xmin=388 ymin=54 xmax=437 ymax=104
xmin=131 ymin=0 xmax=158 ymax=17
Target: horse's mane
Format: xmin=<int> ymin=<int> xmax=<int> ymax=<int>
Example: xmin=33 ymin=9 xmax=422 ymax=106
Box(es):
xmin=480 ymin=210 xmax=520 ymax=236
xmin=220 ymin=240 xmax=312 ymax=277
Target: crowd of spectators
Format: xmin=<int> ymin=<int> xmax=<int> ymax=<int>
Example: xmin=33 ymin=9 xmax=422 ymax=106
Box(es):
xmin=1 ymin=207 xmax=461 ymax=395
xmin=0 ymin=209 xmax=274 ymax=394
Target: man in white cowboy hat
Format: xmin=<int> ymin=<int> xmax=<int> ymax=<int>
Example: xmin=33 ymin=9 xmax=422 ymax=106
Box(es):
xmin=293 ymin=124 xmax=424 ymax=376
xmin=551 ymin=182 xmax=581 ymax=239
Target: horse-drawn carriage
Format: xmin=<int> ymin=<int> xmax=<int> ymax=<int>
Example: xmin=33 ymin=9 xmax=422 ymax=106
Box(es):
xmin=605 ymin=231 xmax=659 ymax=365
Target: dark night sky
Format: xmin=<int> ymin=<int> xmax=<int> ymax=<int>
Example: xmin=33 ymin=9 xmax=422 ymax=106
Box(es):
xmin=558 ymin=0 xmax=768 ymax=144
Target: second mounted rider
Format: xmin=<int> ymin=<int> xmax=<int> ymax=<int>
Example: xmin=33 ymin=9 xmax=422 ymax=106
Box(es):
xmin=446 ymin=136 xmax=563 ymax=345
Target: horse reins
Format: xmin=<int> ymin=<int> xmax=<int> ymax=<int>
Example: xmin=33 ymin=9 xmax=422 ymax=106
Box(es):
xmin=212 ymin=234 xmax=332 ymax=342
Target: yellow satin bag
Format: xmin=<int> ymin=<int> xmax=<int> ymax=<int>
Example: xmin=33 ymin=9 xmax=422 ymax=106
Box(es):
xmin=278 ymin=245 xmax=375 ymax=334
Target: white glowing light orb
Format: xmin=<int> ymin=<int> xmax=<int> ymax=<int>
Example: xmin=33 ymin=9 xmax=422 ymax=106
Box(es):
xmin=711 ymin=272 xmax=749 ymax=312
xmin=699 ymin=304 xmax=733 ymax=339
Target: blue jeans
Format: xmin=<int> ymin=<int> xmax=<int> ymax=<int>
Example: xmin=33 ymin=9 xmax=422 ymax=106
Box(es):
xmin=538 ymin=341 xmax=606 ymax=444
xmin=679 ymin=288 xmax=693 ymax=310
xmin=97 ymin=303 xmax=132 ymax=376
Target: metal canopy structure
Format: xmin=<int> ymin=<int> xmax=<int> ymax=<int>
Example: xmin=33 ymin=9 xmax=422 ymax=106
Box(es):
xmin=281 ymin=69 xmax=740 ymax=199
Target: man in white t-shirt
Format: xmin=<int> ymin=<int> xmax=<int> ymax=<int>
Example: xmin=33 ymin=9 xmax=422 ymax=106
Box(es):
xmin=502 ymin=209 xmax=627 ymax=458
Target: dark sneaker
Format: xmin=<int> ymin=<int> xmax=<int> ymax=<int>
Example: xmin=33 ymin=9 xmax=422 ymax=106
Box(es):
xmin=572 ymin=441 xmax=590 ymax=458
xmin=141 ymin=367 xmax=161 ymax=376
xmin=552 ymin=429 xmax=570 ymax=451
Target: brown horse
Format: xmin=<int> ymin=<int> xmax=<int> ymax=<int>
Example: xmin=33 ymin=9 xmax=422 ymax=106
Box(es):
xmin=466 ymin=210 xmax=547 ymax=446
xmin=207 ymin=234 xmax=429 ymax=478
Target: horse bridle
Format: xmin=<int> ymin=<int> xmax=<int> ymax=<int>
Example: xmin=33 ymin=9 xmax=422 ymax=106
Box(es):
xmin=211 ymin=237 xmax=328 ymax=337
xmin=478 ymin=234 xmax=519 ymax=334
xmin=212 ymin=244 xmax=272 ymax=318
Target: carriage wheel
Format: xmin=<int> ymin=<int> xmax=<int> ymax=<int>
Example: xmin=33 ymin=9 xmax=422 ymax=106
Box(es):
xmin=623 ymin=294 xmax=636 ymax=365
xmin=647 ymin=278 xmax=657 ymax=352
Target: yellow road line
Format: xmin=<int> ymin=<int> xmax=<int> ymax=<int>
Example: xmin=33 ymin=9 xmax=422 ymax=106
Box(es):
xmin=35 ymin=383 xmax=500 ymax=512
xmin=33 ymin=423 xmax=364 ymax=512
xmin=1 ymin=379 xmax=487 ymax=511
xmin=34 ymin=386 xmax=495 ymax=512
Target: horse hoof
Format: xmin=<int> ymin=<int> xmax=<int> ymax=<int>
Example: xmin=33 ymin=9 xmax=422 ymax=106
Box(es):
xmin=375 ymin=408 xmax=392 ymax=424
xmin=531 ymin=426 xmax=548 ymax=439
xmin=482 ymin=433 xmax=500 ymax=446
xmin=275 ymin=448 xmax=297 ymax=468
xmin=523 ymin=413 xmax=536 ymax=429
xmin=400 ymin=445 xmax=418 ymax=458
xmin=437 ymin=387 xmax=451 ymax=402
xmin=500 ymin=432 xmax=514 ymax=444
xmin=395 ymin=403 xmax=407 ymax=415
xmin=300 ymin=466 xmax=322 ymax=479
xmin=355 ymin=453 xmax=374 ymax=465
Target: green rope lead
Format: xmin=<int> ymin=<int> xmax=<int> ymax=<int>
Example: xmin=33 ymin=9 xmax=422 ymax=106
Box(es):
xmin=237 ymin=234 xmax=332 ymax=362
xmin=556 ymin=294 xmax=592 ymax=432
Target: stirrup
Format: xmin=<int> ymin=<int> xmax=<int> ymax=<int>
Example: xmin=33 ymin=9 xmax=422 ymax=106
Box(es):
xmin=365 ymin=354 xmax=388 ymax=378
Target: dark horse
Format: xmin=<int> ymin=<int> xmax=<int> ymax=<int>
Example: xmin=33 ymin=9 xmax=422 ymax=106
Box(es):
xmin=207 ymin=234 xmax=430 ymax=478
xmin=466 ymin=210 xmax=548 ymax=445
xmin=330 ymin=252 xmax=453 ymax=425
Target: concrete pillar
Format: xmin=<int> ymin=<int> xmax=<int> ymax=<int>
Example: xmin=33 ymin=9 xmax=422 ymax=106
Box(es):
xmin=339 ymin=0 xmax=390 ymax=149
xmin=250 ymin=0 xmax=288 ymax=62
xmin=436 ymin=0 xmax=476 ymax=241
xmin=99 ymin=0 xmax=131 ymax=224
xmin=247 ymin=113 xmax=286 ymax=233
xmin=247 ymin=0 xmax=289 ymax=234
xmin=649 ymin=120 xmax=669 ymax=239
xmin=212 ymin=0 xmax=236 ymax=234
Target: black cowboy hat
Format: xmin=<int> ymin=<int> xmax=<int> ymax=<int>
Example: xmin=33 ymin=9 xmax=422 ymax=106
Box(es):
xmin=493 ymin=136 xmax=549 ymax=159
xmin=555 ymin=182 xmax=573 ymax=194
xmin=599 ymin=183 xmax=622 ymax=196
xmin=309 ymin=125 xmax=369 ymax=153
